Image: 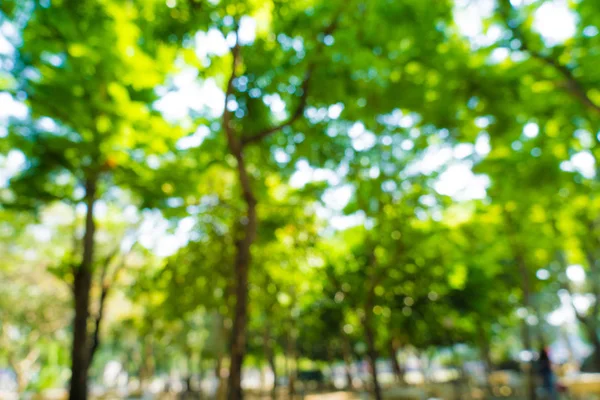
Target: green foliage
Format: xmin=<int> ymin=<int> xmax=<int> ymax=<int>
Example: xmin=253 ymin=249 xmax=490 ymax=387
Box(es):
xmin=2 ymin=0 xmax=600 ymax=394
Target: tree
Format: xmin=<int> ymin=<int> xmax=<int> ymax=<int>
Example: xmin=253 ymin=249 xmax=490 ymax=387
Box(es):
xmin=3 ymin=1 xmax=180 ymax=398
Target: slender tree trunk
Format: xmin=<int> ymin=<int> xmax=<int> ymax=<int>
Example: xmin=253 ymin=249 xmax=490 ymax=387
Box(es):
xmin=287 ymin=328 xmax=297 ymax=398
xmin=363 ymin=295 xmax=382 ymax=400
xmin=590 ymin=334 xmax=600 ymax=372
xmin=69 ymin=178 xmax=97 ymax=400
xmin=269 ymin=356 xmax=277 ymax=396
xmin=139 ymin=335 xmax=155 ymax=391
xmin=520 ymin=319 xmax=536 ymax=400
xmin=16 ymin=370 xmax=27 ymax=394
xmin=388 ymin=338 xmax=404 ymax=384
xmin=264 ymin=327 xmax=277 ymax=396
xmin=7 ymin=347 xmax=39 ymax=394
xmin=506 ymin=213 xmax=536 ymax=400
xmin=226 ymin=170 xmax=256 ymax=400
xmin=580 ymin=319 xmax=600 ymax=371
xmin=342 ymin=336 xmax=354 ymax=390
xmin=8 ymin=359 xmax=27 ymax=394
xmin=224 ymin=106 xmax=257 ymax=400
xmin=450 ymin=347 xmax=464 ymax=400
xmin=216 ymin=356 xmax=228 ymax=400
xmin=221 ymin=38 xmax=257 ymax=400
xmin=477 ymin=325 xmax=495 ymax=396
xmin=583 ymin=244 xmax=600 ymax=371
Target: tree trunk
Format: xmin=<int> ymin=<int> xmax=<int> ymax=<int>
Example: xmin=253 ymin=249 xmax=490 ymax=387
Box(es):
xmin=590 ymin=335 xmax=600 ymax=372
xmin=224 ymin=111 xmax=257 ymax=400
xmin=342 ymin=336 xmax=354 ymax=390
xmin=226 ymin=181 xmax=256 ymax=400
xmin=388 ymin=338 xmax=404 ymax=384
xmin=363 ymin=300 xmax=382 ymax=400
xmin=477 ymin=325 xmax=495 ymax=396
xmin=269 ymin=355 xmax=277 ymax=395
xmin=506 ymin=213 xmax=536 ymax=400
xmin=264 ymin=327 xmax=277 ymax=395
xmin=69 ymin=178 xmax=97 ymax=400
xmin=581 ymin=319 xmax=600 ymax=371
xmin=216 ymin=356 xmax=227 ymax=400
xmin=8 ymin=359 xmax=27 ymax=394
xmin=520 ymin=319 xmax=536 ymax=400
xmin=287 ymin=329 xmax=297 ymax=398
xmin=139 ymin=336 xmax=155 ymax=391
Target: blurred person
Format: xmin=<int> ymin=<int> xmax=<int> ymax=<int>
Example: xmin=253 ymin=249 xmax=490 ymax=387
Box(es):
xmin=539 ymin=347 xmax=558 ymax=400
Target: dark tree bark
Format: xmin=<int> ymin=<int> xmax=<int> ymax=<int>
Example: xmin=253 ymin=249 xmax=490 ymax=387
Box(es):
xmin=269 ymin=353 xmax=278 ymax=395
xmin=477 ymin=323 xmax=495 ymax=396
xmin=69 ymin=178 xmax=97 ymax=400
xmin=89 ymin=247 xmax=123 ymax=364
xmin=363 ymin=283 xmax=382 ymax=400
xmin=342 ymin=336 xmax=354 ymax=390
xmin=263 ymin=324 xmax=277 ymax=395
xmin=139 ymin=335 xmax=155 ymax=391
xmin=553 ymin=218 xmax=600 ymax=371
xmin=388 ymin=338 xmax=404 ymax=384
xmin=287 ymin=315 xmax=298 ymax=398
xmin=505 ymin=213 xmax=536 ymax=400
xmin=222 ymin=38 xmax=257 ymax=400
xmin=221 ymin=12 xmax=344 ymax=398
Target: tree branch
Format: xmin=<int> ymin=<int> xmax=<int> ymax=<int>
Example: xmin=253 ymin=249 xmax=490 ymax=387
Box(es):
xmin=241 ymin=8 xmax=345 ymax=147
xmin=222 ymin=24 xmax=243 ymax=154
xmin=498 ymin=0 xmax=600 ymax=115
xmin=88 ymin=243 xmax=135 ymax=362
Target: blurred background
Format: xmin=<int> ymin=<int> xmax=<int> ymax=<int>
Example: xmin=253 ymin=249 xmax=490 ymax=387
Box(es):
xmin=1 ymin=0 xmax=600 ymax=399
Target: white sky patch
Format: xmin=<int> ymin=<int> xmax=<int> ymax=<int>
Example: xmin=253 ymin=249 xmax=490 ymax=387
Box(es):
xmin=571 ymin=151 xmax=596 ymax=179
xmin=0 ymin=150 xmax=26 ymax=187
xmin=347 ymin=121 xmax=376 ymax=151
xmin=195 ymin=28 xmax=229 ymax=59
xmin=475 ymin=133 xmax=491 ymax=156
xmin=330 ymin=213 xmax=365 ymax=230
xmin=176 ymin=125 xmax=211 ymax=150
xmin=523 ymin=122 xmax=539 ymax=139
xmin=0 ymin=34 xmax=13 ymax=55
xmin=455 ymin=0 xmax=575 ymax=50
xmin=0 ymin=22 xmax=17 ymax=55
xmin=536 ymin=268 xmax=550 ymax=280
xmin=454 ymin=143 xmax=474 ymax=159
xmin=348 ymin=122 xmax=365 ymax=138
xmin=238 ymin=16 xmax=257 ymax=45
xmin=574 ymin=129 xmax=594 ymax=149
xmin=274 ymin=148 xmax=290 ymax=163
xmin=290 ymin=159 xmax=343 ymax=188
xmin=566 ymin=264 xmax=586 ymax=283
xmin=453 ymin=0 xmax=496 ymax=47
xmin=155 ymin=71 xmax=224 ymax=122
xmin=322 ymin=185 xmax=353 ymax=211
xmin=489 ymin=47 xmax=510 ymax=64
xmin=533 ymin=0 xmax=577 ymax=46
xmin=94 ymin=201 xmax=108 ymax=219
xmin=548 ymin=290 xmax=574 ymax=326
xmin=0 ymin=92 xmax=28 ymax=120
xmin=407 ymin=145 xmax=453 ymax=176
xmin=434 ymin=163 xmax=489 ymax=200
xmin=378 ymin=109 xmax=418 ymax=128
xmin=36 ymin=117 xmax=60 ymax=133
xmin=263 ymin=93 xmax=286 ymax=118
xmin=572 ymin=294 xmax=594 ymax=315
xmin=328 ymin=103 xmax=344 ymax=119
xmin=562 ymin=151 xmax=596 ymax=179
xmin=352 ymin=131 xmax=376 ymax=152
xmin=137 ymin=212 xmax=195 ymax=257
xmin=27 ymin=225 xmax=51 ymax=242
